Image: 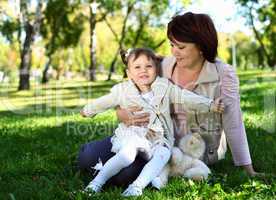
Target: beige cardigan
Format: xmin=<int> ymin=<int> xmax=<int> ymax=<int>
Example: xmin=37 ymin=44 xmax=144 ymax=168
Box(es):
xmin=161 ymin=56 xmax=252 ymax=165
xmin=83 ymin=76 xmax=213 ymax=148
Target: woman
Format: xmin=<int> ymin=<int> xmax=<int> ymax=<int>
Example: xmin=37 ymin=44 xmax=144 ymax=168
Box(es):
xmin=77 ymin=12 xmax=259 ymax=186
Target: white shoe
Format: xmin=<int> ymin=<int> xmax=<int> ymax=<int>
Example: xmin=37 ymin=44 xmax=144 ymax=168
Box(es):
xmin=122 ymin=183 xmax=143 ymax=197
xmin=151 ymin=177 xmax=163 ymax=190
xmin=85 ymin=181 xmax=102 ymax=193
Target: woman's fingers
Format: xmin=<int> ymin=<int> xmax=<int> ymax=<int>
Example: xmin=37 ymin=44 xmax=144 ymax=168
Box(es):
xmin=130 ymin=113 xmax=150 ymax=126
xmin=123 ymin=106 xmax=150 ymax=126
xmin=127 ymin=106 xmax=143 ymax=114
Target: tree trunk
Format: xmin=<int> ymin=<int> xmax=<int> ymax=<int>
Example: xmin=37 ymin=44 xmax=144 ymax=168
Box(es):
xmin=256 ymin=48 xmax=265 ymax=69
xmin=153 ymin=39 xmax=166 ymax=50
xmin=18 ymin=0 xmax=42 ymax=90
xmin=248 ymin=5 xmax=274 ymax=69
xmin=131 ymin=11 xmax=151 ymax=47
xmin=42 ymin=57 xmax=52 ymax=83
xmin=243 ymin=55 xmax=247 ymax=70
xmin=42 ymin=28 xmax=56 ymax=84
xmin=18 ymin=22 xmax=33 ymax=90
xmin=107 ymin=3 xmax=134 ymax=81
xmin=89 ymin=4 xmax=97 ymax=81
xmin=107 ymin=49 xmax=119 ymax=81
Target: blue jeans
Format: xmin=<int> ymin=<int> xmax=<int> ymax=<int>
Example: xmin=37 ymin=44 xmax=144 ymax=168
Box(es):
xmin=77 ymin=136 xmax=147 ymax=187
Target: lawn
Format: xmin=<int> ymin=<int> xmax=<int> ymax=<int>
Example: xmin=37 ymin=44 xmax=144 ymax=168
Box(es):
xmin=0 ymin=70 xmax=275 ymax=200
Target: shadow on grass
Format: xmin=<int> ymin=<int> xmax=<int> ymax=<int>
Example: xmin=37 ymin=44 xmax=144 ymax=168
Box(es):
xmin=0 ymin=80 xmax=118 ymax=98
xmin=0 ymin=104 xmax=83 ymax=118
xmin=0 ymin=118 xmax=117 ymax=199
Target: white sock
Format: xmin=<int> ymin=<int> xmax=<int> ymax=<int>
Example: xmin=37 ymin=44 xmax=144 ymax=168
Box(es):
xmin=130 ymin=145 xmax=171 ymax=189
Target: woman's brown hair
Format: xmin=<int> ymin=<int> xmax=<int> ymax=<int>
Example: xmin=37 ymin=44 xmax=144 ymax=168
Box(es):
xmin=167 ymin=12 xmax=218 ymax=63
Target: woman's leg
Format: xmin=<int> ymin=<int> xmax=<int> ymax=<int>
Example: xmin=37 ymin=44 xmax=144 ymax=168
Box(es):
xmin=78 ymin=136 xmax=114 ymax=173
xmin=77 ymin=136 xmax=147 ymax=186
xmin=122 ymin=145 xmax=171 ymax=196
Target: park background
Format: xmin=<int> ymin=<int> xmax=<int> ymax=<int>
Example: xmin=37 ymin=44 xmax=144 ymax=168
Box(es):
xmin=0 ymin=0 xmax=275 ymax=199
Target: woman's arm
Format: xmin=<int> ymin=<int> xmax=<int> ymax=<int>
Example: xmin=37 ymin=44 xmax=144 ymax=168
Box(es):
xmin=221 ymin=65 xmax=260 ymax=176
xmin=116 ymin=106 xmax=150 ymax=126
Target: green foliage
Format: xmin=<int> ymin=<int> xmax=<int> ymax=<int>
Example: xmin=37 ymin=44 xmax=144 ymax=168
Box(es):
xmin=95 ymin=19 xmax=118 ymax=69
xmin=94 ymin=0 xmax=121 ymax=12
xmin=0 ymin=70 xmax=275 ymax=199
xmin=102 ymin=0 xmax=170 ymax=76
xmin=0 ymin=20 xmax=19 ymax=43
xmin=235 ymin=0 xmax=276 ymax=68
xmin=0 ymin=42 xmax=20 ymax=74
xmin=41 ymin=0 xmax=85 ymax=56
xmin=230 ymin=31 xmax=259 ymax=69
xmin=217 ymin=32 xmax=231 ymax=63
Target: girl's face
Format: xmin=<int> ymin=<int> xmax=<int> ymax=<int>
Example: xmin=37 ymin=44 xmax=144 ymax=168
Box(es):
xmin=126 ymin=54 xmax=157 ymax=92
xmin=170 ymin=39 xmax=204 ymax=69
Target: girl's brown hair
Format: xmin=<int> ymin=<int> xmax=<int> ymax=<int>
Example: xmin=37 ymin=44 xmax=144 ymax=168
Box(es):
xmin=120 ymin=48 xmax=161 ymax=69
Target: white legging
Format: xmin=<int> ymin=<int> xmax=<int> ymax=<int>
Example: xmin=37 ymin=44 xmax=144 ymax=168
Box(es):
xmin=91 ymin=144 xmax=171 ymax=189
xmin=131 ymin=145 xmax=171 ymax=189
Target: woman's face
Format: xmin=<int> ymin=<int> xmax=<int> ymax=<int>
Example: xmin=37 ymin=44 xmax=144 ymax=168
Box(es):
xmin=170 ymin=40 xmax=204 ymax=68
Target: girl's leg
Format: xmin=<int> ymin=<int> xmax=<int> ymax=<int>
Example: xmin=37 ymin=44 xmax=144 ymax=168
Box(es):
xmin=122 ymin=145 xmax=171 ymax=196
xmin=86 ymin=144 xmax=138 ymax=192
xmin=77 ymin=136 xmax=147 ymax=186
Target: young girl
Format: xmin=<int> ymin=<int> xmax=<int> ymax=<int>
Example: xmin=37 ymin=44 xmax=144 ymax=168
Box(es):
xmin=80 ymin=48 xmax=224 ymax=196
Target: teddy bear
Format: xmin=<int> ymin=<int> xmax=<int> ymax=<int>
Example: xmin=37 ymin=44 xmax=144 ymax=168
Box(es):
xmin=151 ymin=132 xmax=211 ymax=189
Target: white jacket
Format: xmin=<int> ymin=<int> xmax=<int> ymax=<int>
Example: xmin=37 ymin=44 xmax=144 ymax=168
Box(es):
xmin=82 ymin=76 xmax=213 ymax=148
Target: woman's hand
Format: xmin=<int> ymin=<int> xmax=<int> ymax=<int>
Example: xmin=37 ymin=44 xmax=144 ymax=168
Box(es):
xmin=210 ymin=98 xmax=225 ymax=113
xmin=116 ymin=106 xmax=150 ymax=126
xmin=242 ymin=164 xmax=265 ymax=177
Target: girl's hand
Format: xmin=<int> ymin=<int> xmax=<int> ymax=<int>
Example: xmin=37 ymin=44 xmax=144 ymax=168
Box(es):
xmin=210 ymin=98 xmax=225 ymax=113
xmin=116 ymin=106 xmax=150 ymax=126
xmin=80 ymin=110 xmax=87 ymax=117
xmin=146 ymin=129 xmax=161 ymax=141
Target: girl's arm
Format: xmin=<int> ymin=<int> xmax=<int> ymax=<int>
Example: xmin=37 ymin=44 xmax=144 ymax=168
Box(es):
xmin=169 ymin=82 xmax=224 ymax=113
xmin=81 ymin=87 xmax=119 ymax=117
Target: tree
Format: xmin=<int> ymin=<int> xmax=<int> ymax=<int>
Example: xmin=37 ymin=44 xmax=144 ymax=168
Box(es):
xmin=40 ymin=0 xmax=84 ymax=83
xmin=0 ymin=3 xmax=20 ymax=77
xmin=86 ymin=0 xmax=119 ymax=81
xmin=236 ymin=0 xmax=276 ymax=69
xmin=0 ymin=0 xmax=43 ymax=90
xmin=105 ymin=1 xmax=135 ymax=81
xmin=225 ymin=31 xmax=259 ymax=70
xmin=18 ymin=0 xmax=43 ymax=90
xmin=105 ymin=0 xmax=170 ymax=80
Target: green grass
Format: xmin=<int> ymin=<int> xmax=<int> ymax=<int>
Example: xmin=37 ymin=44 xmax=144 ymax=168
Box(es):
xmin=0 ymin=70 xmax=275 ymax=200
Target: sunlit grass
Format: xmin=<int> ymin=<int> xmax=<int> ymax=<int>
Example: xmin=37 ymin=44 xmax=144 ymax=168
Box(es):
xmin=0 ymin=70 xmax=275 ymax=200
